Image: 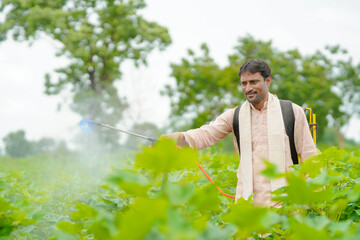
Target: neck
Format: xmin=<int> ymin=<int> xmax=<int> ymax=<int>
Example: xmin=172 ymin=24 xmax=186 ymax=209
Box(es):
xmin=253 ymin=92 xmax=269 ymax=111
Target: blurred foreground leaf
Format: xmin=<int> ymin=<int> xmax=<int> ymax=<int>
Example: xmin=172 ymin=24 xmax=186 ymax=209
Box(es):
xmin=135 ymin=139 xmax=198 ymax=175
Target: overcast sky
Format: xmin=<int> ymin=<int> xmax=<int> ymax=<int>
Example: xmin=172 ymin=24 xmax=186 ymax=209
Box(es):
xmin=1 ymin=0 xmax=359 ymax=149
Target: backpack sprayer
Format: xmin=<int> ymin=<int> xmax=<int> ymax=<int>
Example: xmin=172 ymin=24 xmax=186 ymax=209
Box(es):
xmin=305 ymin=107 xmax=317 ymax=145
xmin=79 ymin=110 xmax=317 ymax=200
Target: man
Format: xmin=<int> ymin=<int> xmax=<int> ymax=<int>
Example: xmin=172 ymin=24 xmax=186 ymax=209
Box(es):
xmin=165 ymin=59 xmax=317 ymax=207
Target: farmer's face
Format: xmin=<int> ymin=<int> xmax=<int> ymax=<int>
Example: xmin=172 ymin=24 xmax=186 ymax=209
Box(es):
xmin=240 ymin=72 xmax=271 ymax=110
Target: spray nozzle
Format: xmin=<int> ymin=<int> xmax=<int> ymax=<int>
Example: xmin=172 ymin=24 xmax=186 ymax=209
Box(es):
xmin=79 ymin=119 xmax=94 ymax=133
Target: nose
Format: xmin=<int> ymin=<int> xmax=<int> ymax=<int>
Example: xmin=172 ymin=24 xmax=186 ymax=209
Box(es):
xmin=244 ymin=83 xmax=253 ymax=93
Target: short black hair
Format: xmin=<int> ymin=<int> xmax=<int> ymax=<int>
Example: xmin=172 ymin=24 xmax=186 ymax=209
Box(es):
xmin=238 ymin=59 xmax=271 ymax=79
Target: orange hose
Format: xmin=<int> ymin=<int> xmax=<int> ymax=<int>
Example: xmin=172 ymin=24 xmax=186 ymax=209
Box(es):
xmin=195 ymin=162 xmax=235 ymax=199
xmin=151 ymin=144 xmax=235 ymax=199
xmin=175 ymin=145 xmax=235 ymax=199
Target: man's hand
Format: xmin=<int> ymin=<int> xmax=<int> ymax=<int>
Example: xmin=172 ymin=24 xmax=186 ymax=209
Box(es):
xmin=161 ymin=132 xmax=190 ymax=147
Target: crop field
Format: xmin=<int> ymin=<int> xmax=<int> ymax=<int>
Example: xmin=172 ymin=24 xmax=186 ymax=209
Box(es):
xmin=1 ymin=140 xmax=360 ymax=239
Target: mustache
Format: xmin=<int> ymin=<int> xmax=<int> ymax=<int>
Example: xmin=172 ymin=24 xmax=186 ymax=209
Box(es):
xmin=245 ymin=90 xmax=257 ymax=95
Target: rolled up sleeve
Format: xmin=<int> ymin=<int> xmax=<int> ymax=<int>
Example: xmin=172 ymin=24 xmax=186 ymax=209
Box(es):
xmin=183 ymin=108 xmax=235 ymax=150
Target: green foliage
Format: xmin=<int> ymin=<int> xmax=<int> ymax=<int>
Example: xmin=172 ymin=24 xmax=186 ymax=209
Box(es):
xmin=164 ymin=35 xmax=360 ymax=143
xmin=51 ymin=140 xmax=231 ymax=239
xmin=56 ymin=144 xmax=360 ymax=239
xmin=0 ymin=0 xmax=172 ymax=148
xmin=223 ymin=198 xmax=281 ymax=239
xmin=115 ymin=198 xmax=168 ymax=239
xmin=1 ymin=140 xmax=360 ymax=239
xmin=0 ymin=196 xmax=35 ymax=239
xmin=0 ymin=153 xmax=106 ymax=239
xmin=0 ymin=171 xmax=38 ymax=239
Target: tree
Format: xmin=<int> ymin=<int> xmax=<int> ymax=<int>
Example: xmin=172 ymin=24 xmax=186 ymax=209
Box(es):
xmin=0 ymin=0 xmax=171 ymax=149
xmin=31 ymin=137 xmax=57 ymax=154
xmin=2 ymin=130 xmax=71 ymax=157
xmin=3 ymin=130 xmax=32 ymax=158
xmin=164 ymin=35 xmax=360 ymax=145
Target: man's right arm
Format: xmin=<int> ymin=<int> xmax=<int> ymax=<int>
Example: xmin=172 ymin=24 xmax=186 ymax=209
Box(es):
xmin=163 ymin=108 xmax=235 ymax=150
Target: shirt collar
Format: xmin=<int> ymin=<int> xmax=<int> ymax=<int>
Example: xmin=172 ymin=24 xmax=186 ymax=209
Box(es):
xmin=250 ymin=101 xmax=268 ymax=112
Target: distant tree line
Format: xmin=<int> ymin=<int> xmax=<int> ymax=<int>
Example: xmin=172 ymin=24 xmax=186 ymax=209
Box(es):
xmin=2 ymin=130 xmax=69 ymax=158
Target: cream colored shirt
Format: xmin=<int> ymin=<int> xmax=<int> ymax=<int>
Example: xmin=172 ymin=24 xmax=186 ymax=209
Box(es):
xmin=183 ymin=100 xmax=317 ymax=206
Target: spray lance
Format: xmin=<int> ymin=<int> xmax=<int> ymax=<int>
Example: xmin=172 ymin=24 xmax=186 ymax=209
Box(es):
xmin=80 ymin=119 xmax=157 ymax=145
xmin=79 ymin=119 xmax=235 ymax=199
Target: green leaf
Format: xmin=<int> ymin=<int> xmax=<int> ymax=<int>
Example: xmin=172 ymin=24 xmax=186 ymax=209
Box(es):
xmin=162 ymin=207 xmax=200 ymax=239
xmin=135 ymin=139 xmax=198 ymax=176
xmin=107 ymin=169 xmax=151 ymax=197
xmin=57 ymin=221 xmax=83 ymax=235
xmin=319 ymin=147 xmax=346 ymax=163
xmin=304 ymin=215 xmax=330 ymax=230
xmin=222 ymin=198 xmax=280 ymax=238
xmin=300 ymin=155 xmax=324 ymax=178
xmin=329 ymin=198 xmax=349 ymax=220
xmin=88 ymin=217 xmax=113 ymax=240
xmin=284 ymin=174 xmax=334 ymax=205
xmin=0 ymin=180 xmax=5 ymax=191
xmin=115 ymin=198 xmax=169 ymax=239
xmin=348 ymin=183 xmax=360 ymax=202
xmin=11 ymin=197 xmax=29 ymax=209
xmin=69 ymin=203 xmax=97 ymax=220
xmin=188 ymin=184 xmax=222 ymax=213
xmin=260 ymin=160 xmax=284 ymax=179
xmin=201 ymin=223 xmax=237 ymax=240
xmin=54 ymin=231 xmax=77 ymax=240
xmin=165 ymin=183 xmax=195 ymax=206
xmin=310 ymin=170 xmax=341 ymax=186
xmin=7 ymin=212 xmax=26 ymax=222
xmin=289 ymin=218 xmax=331 ymax=240
xmin=0 ymin=198 xmax=15 ymax=212
xmin=327 ymin=220 xmax=352 ymax=236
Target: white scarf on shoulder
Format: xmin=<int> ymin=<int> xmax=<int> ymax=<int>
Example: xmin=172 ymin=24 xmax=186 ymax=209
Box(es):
xmin=238 ymin=93 xmax=287 ymax=200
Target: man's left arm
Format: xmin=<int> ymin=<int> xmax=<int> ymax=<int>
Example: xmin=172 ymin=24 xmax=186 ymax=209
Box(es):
xmin=293 ymin=104 xmax=318 ymax=162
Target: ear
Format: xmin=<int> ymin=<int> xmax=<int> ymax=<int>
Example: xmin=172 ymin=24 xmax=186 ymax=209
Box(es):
xmin=266 ymin=76 xmax=272 ymax=87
